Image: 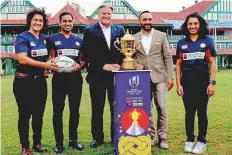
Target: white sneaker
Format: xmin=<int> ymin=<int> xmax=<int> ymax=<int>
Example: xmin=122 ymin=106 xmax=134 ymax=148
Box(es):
xmin=192 ymin=141 xmax=206 ymax=154
xmin=184 ymin=141 xmax=195 ymax=153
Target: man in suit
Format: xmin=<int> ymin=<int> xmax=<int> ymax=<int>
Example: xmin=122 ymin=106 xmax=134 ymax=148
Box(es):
xmin=134 ymin=11 xmax=174 ymax=149
xmin=82 ymin=3 xmax=125 ymax=148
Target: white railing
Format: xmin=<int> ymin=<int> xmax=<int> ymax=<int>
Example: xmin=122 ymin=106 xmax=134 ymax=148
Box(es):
xmin=0 ymin=37 xmax=15 ymax=44
xmin=167 ymin=35 xmax=230 ymax=41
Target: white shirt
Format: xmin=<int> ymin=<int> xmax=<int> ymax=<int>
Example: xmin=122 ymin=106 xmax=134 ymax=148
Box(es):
xmin=99 ymin=22 xmax=111 ymax=49
xmin=141 ymin=30 xmax=153 ymax=55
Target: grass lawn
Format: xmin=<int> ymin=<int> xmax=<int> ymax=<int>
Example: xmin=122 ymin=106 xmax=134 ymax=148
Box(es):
xmin=1 ymin=71 xmax=232 ymax=155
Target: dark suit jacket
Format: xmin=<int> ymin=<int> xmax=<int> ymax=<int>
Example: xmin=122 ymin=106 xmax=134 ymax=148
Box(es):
xmin=82 ymin=22 xmax=125 ymax=84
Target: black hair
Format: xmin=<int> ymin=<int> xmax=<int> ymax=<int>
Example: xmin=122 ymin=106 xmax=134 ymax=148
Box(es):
xmin=26 ymin=8 xmax=48 ymax=31
xmin=139 ymin=10 xmax=151 ymax=19
xmin=181 ymin=12 xmax=209 ymax=38
xmin=59 ymin=12 xmax=73 ymax=22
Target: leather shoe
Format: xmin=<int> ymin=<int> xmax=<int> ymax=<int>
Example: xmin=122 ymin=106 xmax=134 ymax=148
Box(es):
xmin=32 ymin=144 xmax=47 ymax=152
xmin=90 ymin=140 xmax=104 ymax=148
xmin=21 ymin=148 xmax=32 ymax=155
xmin=53 ymin=146 xmax=64 ymax=154
xmin=69 ymin=140 xmax=84 ymax=150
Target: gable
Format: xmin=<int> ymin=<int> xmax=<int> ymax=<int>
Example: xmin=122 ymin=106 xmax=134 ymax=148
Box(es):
xmin=89 ymin=0 xmax=139 ymax=19
xmin=1 ymin=0 xmax=35 ymax=20
xmin=203 ymin=0 xmax=232 ymax=21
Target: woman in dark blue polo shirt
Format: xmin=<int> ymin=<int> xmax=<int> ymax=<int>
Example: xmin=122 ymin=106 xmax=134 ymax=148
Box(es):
xmin=13 ymin=8 xmax=58 ymax=155
xmin=176 ymin=12 xmax=217 ymax=154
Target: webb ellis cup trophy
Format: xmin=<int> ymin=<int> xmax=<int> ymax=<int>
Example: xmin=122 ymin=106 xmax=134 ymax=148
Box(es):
xmin=114 ymin=29 xmax=140 ymax=70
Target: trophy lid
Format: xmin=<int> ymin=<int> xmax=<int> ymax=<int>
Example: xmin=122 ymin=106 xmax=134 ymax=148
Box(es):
xmin=121 ymin=29 xmax=135 ymax=41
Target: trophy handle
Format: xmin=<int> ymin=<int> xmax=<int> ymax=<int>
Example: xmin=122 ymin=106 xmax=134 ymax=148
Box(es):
xmin=114 ymin=38 xmax=121 ymax=51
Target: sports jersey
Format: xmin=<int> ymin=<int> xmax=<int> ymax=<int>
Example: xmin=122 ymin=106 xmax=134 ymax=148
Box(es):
xmin=46 ymin=33 xmax=83 ymax=64
xmin=176 ymin=36 xmax=217 ymax=72
xmin=14 ymin=31 xmax=48 ymax=76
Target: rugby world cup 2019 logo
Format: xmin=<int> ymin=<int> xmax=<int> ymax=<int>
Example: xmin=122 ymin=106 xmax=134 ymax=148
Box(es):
xmin=129 ymin=75 xmax=139 ymax=88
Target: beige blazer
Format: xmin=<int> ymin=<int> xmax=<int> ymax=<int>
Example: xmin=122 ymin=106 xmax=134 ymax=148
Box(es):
xmin=134 ymin=29 xmax=174 ymax=83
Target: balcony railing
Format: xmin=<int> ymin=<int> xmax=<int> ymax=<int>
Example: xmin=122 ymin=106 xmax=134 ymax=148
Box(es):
xmin=167 ymin=35 xmax=231 ymax=41
xmin=0 ymin=37 xmax=15 ymax=44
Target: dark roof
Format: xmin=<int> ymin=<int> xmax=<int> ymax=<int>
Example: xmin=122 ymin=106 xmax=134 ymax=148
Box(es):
xmin=180 ymin=0 xmax=215 ymax=15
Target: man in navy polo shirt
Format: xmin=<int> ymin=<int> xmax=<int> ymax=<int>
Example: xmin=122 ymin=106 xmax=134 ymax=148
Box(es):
xmin=46 ymin=12 xmax=85 ymax=153
xmin=176 ymin=12 xmax=217 ymax=154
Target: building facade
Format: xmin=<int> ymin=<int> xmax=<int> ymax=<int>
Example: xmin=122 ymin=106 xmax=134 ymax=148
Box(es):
xmin=1 ymin=0 xmax=232 ymax=75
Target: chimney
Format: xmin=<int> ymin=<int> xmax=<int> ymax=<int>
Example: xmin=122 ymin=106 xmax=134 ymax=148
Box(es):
xmin=195 ymin=0 xmax=198 ymax=4
xmin=182 ymin=6 xmax=185 ymax=10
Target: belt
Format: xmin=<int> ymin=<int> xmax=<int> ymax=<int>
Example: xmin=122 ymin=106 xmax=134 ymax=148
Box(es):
xmin=53 ymin=71 xmax=81 ymax=76
xmin=15 ymin=72 xmax=45 ymax=79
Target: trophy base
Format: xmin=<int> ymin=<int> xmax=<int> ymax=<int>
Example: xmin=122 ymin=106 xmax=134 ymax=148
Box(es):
xmin=122 ymin=61 xmax=136 ymax=70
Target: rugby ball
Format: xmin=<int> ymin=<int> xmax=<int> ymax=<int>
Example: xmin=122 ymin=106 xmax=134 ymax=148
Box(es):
xmin=49 ymin=56 xmax=77 ymax=73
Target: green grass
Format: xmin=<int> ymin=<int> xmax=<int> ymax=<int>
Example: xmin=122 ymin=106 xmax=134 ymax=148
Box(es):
xmin=1 ymin=71 xmax=232 ymax=155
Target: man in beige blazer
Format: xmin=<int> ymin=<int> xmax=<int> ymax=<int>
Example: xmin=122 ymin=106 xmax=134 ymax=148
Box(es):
xmin=134 ymin=11 xmax=174 ymax=149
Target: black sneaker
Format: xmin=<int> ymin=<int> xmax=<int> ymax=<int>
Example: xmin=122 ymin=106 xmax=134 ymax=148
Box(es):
xmin=90 ymin=140 xmax=104 ymax=148
xmin=53 ymin=146 xmax=64 ymax=154
xmin=69 ymin=140 xmax=84 ymax=150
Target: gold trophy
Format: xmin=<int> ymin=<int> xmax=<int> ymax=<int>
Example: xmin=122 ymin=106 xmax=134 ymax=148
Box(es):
xmin=114 ymin=29 xmax=140 ymax=70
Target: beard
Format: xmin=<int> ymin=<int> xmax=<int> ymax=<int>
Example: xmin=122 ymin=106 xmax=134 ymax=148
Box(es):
xmin=61 ymin=27 xmax=71 ymax=33
xmin=141 ymin=24 xmax=152 ymax=31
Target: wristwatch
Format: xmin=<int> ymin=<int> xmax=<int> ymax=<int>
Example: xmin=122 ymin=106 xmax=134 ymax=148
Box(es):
xmin=209 ymin=80 xmax=216 ymax=85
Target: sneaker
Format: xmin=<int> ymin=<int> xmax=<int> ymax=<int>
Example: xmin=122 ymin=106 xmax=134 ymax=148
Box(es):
xmin=159 ymin=139 xmax=169 ymax=149
xmin=184 ymin=141 xmax=195 ymax=153
xmin=192 ymin=141 xmax=206 ymax=154
xmin=69 ymin=140 xmax=84 ymax=150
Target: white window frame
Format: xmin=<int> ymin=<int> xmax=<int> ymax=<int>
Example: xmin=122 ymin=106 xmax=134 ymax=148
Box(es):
xmin=216 ymin=44 xmax=226 ymax=49
xmin=0 ymin=46 xmax=5 ymax=52
xmin=169 ymin=44 xmax=177 ymax=49
xmin=228 ymin=44 xmax=232 ymax=49
xmin=7 ymin=46 xmax=15 ymax=53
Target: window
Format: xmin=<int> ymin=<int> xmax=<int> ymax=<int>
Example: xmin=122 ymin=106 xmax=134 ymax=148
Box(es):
xmin=12 ymin=7 xmax=16 ymax=12
xmin=0 ymin=46 xmax=5 ymax=52
xmin=24 ymin=6 xmax=29 ymax=12
xmin=169 ymin=44 xmax=177 ymax=49
xmin=7 ymin=46 xmax=15 ymax=53
xmin=216 ymin=44 xmax=226 ymax=49
xmin=228 ymin=44 xmax=232 ymax=49
xmin=8 ymin=7 xmax=12 ymax=13
xmin=16 ymin=7 xmax=19 ymax=12
xmin=19 ymin=6 xmax=23 ymax=12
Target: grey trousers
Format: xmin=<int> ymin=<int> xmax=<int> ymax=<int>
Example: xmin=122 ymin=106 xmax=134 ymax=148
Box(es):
xmin=150 ymin=82 xmax=168 ymax=145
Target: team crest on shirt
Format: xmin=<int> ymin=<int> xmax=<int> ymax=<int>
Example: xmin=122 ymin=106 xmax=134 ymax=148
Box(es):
xmin=181 ymin=45 xmax=188 ymax=49
xmin=200 ymin=43 xmax=206 ymax=48
xmin=75 ymin=42 xmax=80 ymax=46
xmin=30 ymin=42 xmax=36 ymax=46
xmin=44 ymin=40 xmax=46 ymax=44
xmin=55 ymin=41 xmax=62 ymax=46
xmin=31 ymin=48 xmax=48 ymax=57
